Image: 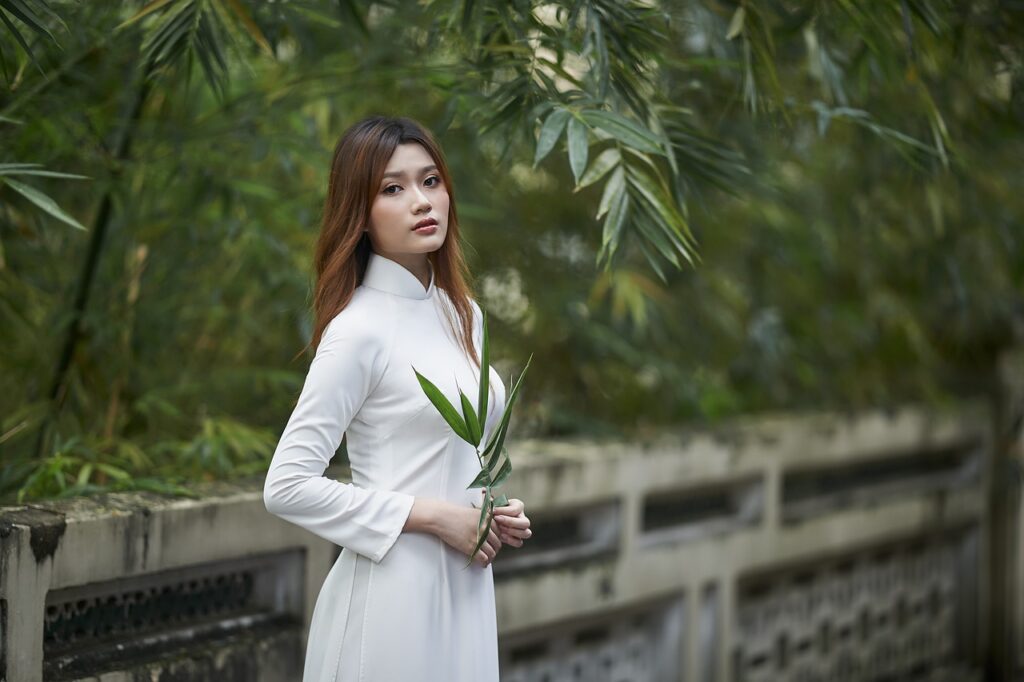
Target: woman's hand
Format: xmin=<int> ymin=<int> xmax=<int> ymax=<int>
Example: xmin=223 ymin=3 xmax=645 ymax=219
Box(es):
xmin=427 ymin=499 xmax=503 ymax=568
xmin=491 ymin=497 xmax=532 ymax=548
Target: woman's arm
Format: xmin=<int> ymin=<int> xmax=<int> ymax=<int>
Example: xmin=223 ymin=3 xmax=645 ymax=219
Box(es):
xmin=263 ymin=313 xmax=414 ymax=564
xmin=403 ymin=497 xmax=445 ymax=534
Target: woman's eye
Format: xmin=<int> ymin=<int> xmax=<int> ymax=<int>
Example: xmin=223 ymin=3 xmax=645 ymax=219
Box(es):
xmin=383 ymin=176 xmax=440 ymax=195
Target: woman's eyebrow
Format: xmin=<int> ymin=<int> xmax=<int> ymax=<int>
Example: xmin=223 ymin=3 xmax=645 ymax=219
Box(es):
xmin=382 ymin=164 xmax=438 ymax=179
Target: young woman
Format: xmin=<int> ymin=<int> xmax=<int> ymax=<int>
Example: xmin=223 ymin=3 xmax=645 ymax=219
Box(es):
xmin=263 ymin=115 xmax=532 ymax=681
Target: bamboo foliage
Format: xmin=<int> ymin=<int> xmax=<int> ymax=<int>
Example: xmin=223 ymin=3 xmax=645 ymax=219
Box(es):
xmin=0 ymin=0 xmax=1020 ymax=504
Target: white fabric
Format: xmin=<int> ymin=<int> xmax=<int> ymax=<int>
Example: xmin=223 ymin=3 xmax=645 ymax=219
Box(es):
xmin=264 ymin=250 xmax=506 ymax=681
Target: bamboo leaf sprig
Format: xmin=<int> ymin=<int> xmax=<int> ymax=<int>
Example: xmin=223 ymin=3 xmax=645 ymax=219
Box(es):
xmin=412 ymin=308 xmax=532 ymax=568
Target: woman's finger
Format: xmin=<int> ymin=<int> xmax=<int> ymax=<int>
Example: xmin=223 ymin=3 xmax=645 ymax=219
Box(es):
xmin=492 ymin=497 xmax=525 ymax=516
xmin=493 ymin=514 xmax=530 ymax=530
xmin=502 ymin=527 xmax=532 ymax=540
xmin=485 ymin=530 xmax=501 ymax=563
xmin=500 ymin=531 xmax=524 ymax=547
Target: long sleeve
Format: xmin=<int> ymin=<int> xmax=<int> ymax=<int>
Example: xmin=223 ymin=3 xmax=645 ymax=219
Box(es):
xmin=263 ymin=314 xmax=415 ymax=563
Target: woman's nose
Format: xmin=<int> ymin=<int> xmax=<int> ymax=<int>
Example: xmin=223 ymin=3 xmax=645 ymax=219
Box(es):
xmin=411 ymin=186 xmax=431 ymax=210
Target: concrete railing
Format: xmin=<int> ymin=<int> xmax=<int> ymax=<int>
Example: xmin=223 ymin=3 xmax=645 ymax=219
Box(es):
xmin=0 ymin=403 xmax=1008 ymax=681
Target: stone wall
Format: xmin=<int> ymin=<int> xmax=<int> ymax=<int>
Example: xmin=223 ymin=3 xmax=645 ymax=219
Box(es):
xmin=0 ymin=403 xmax=1007 ymax=681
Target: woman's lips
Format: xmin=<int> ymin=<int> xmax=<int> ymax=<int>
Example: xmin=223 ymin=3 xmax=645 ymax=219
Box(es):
xmin=413 ymin=224 xmax=438 ymax=235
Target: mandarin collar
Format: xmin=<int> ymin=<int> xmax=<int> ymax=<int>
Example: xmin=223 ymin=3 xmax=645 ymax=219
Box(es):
xmin=362 ymin=251 xmax=435 ymax=300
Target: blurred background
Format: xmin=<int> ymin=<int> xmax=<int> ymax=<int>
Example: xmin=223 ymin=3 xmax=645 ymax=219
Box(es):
xmin=0 ymin=1 xmax=1021 ymax=681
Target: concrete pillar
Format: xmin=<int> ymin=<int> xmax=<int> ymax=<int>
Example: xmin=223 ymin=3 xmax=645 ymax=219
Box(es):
xmin=988 ymin=347 xmax=1024 ymax=679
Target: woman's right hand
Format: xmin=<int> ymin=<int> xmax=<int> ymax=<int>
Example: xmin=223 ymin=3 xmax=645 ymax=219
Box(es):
xmin=430 ymin=500 xmax=502 ymax=568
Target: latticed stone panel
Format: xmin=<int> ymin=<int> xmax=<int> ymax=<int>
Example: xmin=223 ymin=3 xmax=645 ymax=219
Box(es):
xmin=45 ymin=570 xmax=255 ymax=651
xmin=733 ymin=534 xmax=979 ymax=682
xmin=500 ymin=598 xmax=684 ymax=682
xmin=41 ymin=552 xmax=303 ymax=680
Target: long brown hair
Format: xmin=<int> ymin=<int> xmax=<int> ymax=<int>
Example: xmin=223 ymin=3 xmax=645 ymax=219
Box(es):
xmin=299 ymin=115 xmax=480 ymax=369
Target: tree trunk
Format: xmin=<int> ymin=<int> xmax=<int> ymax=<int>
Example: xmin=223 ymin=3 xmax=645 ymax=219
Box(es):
xmin=34 ymin=59 xmax=155 ymax=460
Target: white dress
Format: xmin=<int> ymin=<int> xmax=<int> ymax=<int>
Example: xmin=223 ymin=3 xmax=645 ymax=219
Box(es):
xmin=263 ymin=250 xmax=507 ymax=682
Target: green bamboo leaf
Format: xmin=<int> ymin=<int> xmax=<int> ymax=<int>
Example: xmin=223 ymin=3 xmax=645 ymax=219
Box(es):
xmin=96 ymin=462 xmax=131 ymax=481
xmin=76 ymin=463 xmax=94 ymax=487
xmin=484 ymin=429 xmax=504 ymax=472
xmin=481 ymin=354 xmax=533 ymax=462
xmin=479 ymin=485 xmax=491 ymax=523
xmin=465 ymin=487 xmax=494 ymax=568
xmin=580 ymin=110 xmax=663 ymax=154
xmin=534 ymin=108 xmax=569 ymax=167
xmin=0 ymin=168 xmax=90 ymax=179
xmin=492 ymin=455 xmax=512 ymax=487
xmin=413 ymin=367 xmax=472 ymax=443
xmin=141 ymin=1 xmax=195 ymax=67
xmin=567 ymin=116 xmax=589 ymax=185
xmin=459 ymin=389 xmax=482 ymax=446
xmin=601 ymin=176 xmax=629 ymax=254
xmin=635 ymin=234 xmax=669 ymax=284
xmin=2 ymin=0 xmax=57 ymax=43
xmin=596 ymin=164 xmax=625 ymax=220
xmin=467 ymin=467 xmax=490 ymax=488
xmin=577 ymin=147 xmax=620 ymax=191
xmin=633 ymin=210 xmax=683 ymax=269
xmin=626 ymin=164 xmax=696 ymax=250
xmin=0 ymin=8 xmax=42 ymax=75
xmin=1 ymin=178 xmax=86 ymax=230
xmin=476 ymin=308 xmax=489 ymax=432
xmin=115 ymin=0 xmax=176 ymax=31
xmin=223 ymin=0 xmax=274 ymax=56
xmin=726 ymin=6 xmax=745 ymax=40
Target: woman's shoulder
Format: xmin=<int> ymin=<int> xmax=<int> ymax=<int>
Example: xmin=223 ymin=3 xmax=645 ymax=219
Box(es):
xmin=321 ymin=288 xmax=396 ymax=347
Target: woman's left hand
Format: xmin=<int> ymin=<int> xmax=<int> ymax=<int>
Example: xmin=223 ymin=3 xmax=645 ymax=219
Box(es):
xmin=491 ymin=498 xmax=532 ymax=548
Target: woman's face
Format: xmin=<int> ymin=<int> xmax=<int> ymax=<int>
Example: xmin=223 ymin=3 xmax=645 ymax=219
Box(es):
xmin=366 ymin=142 xmax=449 ymax=262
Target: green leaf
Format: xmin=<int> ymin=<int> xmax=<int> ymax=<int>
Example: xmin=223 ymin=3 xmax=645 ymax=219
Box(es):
xmin=534 ymin=108 xmax=569 ymax=167
xmin=601 ymin=170 xmax=629 ymax=255
xmin=96 ymin=462 xmax=131 ymax=481
xmin=465 ymin=486 xmax=494 ymax=568
xmin=0 ymin=9 xmax=37 ymax=74
xmin=459 ymin=389 xmax=482 ymax=446
xmin=492 ymin=455 xmax=512 ymax=487
xmin=567 ymin=116 xmax=589 ymax=185
xmin=492 ymin=493 xmax=509 ymax=507
xmin=467 ymin=467 xmax=490 ymax=488
xmin=480 ymin=354 xmax=533 ymax=463
xmin=726 ymin=6 xmax=745 ymax=40
xmin=484 ymin=429 xmax=504 ymax=473
xmin=413 ymin=367 xmax=472 ymax=443
xmin=580 ymin=110 xmax=663 ymax=155
xmin=626 ymin=164 xmax=696 ymax=253
xmin=1 ymin=178 xmax=86 ymax=230
xmin=0 ymin=168 xmax=90 ymax=180
xmin=115 ymin=0 xmax=177 ymax=31
xmin=635 ymin=234 xmax=669 ymax=284
xmin=577 ymin=147 xmax=620 ymax=191
xmin=76 ymin=463 xmax=94 ymax=487
xmin=596 ymin=164 xmax=625 ymax=220
xmin=476 ymin=308 xmax=489 ymax=433
xmin=633 ymin=209 xmax=682 ymax=269
xmin=2 ymin=0 xmax=57 ymax=43
xmin=223 ymin=0 xmax=274 ymax=56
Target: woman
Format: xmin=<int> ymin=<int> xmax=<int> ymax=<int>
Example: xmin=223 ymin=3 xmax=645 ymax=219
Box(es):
xmin=263 ymin=115 xmax=532 ymax=681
